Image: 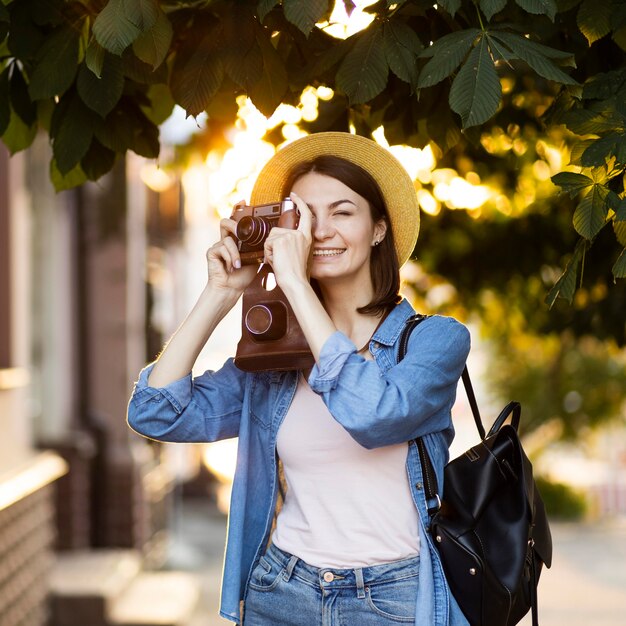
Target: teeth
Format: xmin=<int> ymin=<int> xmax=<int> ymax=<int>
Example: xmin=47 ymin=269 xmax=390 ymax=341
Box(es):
xmin=313 ymin=249 xmax=345 ymax=257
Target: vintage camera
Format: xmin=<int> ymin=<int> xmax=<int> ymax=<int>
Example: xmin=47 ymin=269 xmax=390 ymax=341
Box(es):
xmin=230 ymin=198 xmax=299 ymax=265
xmin=234 ymin=265 xmax=314 ymax=372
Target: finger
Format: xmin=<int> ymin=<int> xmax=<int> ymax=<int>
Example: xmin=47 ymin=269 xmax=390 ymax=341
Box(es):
xmin=263 ymin=238 xmax=273 ymax=266
xmin=209 ymin=240 xmax=236 ymax=273
xmin=289 ymin=192 xmax=312 ymax=237
xmin=220 ymin=218 xmax=238 ymax=240
xmin=221 ymin=234 xmax=243 ymax=269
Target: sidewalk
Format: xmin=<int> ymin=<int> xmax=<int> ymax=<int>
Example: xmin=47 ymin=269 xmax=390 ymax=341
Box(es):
xmin=167 ymin=496 xmax=626 ymax=625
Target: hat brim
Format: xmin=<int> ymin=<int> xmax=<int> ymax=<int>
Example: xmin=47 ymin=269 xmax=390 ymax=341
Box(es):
xmin=250 ymin=132 xmax=419 ymax=267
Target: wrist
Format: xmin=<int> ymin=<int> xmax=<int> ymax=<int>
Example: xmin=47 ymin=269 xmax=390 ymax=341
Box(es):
xmin=200 ymin=283 xmax=241 ymax=312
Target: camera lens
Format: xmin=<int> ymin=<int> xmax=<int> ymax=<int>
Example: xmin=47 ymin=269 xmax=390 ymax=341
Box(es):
xmin=237 ymin=216 xmax=270 ymax=246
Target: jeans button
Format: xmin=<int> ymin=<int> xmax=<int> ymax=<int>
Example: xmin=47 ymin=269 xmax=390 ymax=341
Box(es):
xmin=323 ymin=571 xmax=334 ymax=582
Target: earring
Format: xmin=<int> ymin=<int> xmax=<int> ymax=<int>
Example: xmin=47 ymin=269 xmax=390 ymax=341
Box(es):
xmin=374 ymin=240 xmax=380 ymax=246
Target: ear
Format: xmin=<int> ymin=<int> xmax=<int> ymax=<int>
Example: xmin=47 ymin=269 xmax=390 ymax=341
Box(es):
xmin=372 ymin=219 xmax=388 ymax=245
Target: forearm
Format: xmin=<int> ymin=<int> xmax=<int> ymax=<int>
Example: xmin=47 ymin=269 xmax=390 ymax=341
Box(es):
xmin=281 ymin=280 xmax=336 ymax=362
xmin=147 ymin=285 xmax=239 ymax=387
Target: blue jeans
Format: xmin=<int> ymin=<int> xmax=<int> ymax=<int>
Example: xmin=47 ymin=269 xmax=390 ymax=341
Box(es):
xmin=243 ymin=544 xmax=420 ymax=625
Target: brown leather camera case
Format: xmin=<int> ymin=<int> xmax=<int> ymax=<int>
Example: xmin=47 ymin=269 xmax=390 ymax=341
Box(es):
xmin=234 ymin=265 xmax=314 ymax=372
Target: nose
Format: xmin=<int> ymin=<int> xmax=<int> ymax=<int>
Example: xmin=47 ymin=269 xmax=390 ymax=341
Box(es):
xmin=313 ymin=215 xmax=334 ymax=241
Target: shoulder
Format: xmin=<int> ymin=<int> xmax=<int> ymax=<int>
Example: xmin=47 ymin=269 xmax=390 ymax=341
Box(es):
xmin=407 ymin=315 xmax=471 ymax=365
xmin=416 ymin=314 xmax=470 ymax=343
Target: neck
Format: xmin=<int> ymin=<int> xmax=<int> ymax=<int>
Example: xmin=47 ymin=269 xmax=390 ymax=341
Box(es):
xmin=317 ymin=282 xmax=383 ymax=349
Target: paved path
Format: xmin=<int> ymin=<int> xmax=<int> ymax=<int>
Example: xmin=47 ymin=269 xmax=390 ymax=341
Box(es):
xmin=519 ymin=519 xmax=626 ymax=626
xmin=169 ymin=498 xmax=626 ymax=625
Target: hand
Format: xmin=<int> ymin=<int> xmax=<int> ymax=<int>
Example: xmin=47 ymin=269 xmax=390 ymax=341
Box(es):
xmin=205 ymin=218 xmax=257 ymax=296
xmin=263 ymin=192 xmax=313 ymax=290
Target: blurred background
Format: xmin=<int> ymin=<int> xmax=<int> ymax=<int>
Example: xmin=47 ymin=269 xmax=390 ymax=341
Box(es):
xmin=1 ymin=1 xmax=626 ymax=625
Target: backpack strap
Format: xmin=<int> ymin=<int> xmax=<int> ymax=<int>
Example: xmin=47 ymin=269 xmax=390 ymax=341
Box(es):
xmin=398 ymin=315 xmax=441 ymax=516
xmin=398 ymin=314 xmax=484 ymax=516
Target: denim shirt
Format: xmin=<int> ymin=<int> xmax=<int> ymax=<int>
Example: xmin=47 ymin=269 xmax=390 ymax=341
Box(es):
xmin=127 ymin=299 xmax=471 ymax=626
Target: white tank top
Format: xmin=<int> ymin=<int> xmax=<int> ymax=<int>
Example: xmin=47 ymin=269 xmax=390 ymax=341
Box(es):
xmin=272 ymin=373 xmax=420 ymax=568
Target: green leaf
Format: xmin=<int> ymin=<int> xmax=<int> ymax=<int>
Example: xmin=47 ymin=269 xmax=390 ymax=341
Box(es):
xmin=77 ymin=53 xmax=125 ymax=118
xmin=308 ymin=34 xmax=355 ymax=78
xmin=489 ymin=31 xmax=578 ymax=85
xmin=122 ymin=48 xmax=168 ymax=84
xmin=577 ymin=0 xmax=612 ymax=45
xmin=122 ymin=0 xmax=159 ymax=32
xmin=28 ymin=0 xmax=65 ymax=27
xmin=449 ymin=35 xmax=502 ymax=128
xmin=582 ymin=69 xmax=626 ymax=100
xmin=2 ymin=109 xmax=37 ymax=154
xmin=382 ymin=19 xmax=422 ymax=90
xmin=257 ymin=0 xmax=278 ymax=22
xmin=95 ymin=99 xmax=159 ymax=158
xmin=10 ymin=66 xmax=36 ymax=125
xmin=612 ymin=248 xmax=626 ymax=278
xmin=569 ymin=139 xmax=595 ymax=166
xmin=223 ymin=39 xmax=263 ymax=91
xmin=615 ymin=135 xmax=626 ymax=165
xmin=248 ymin=28 xmax=288 ymax=117
xmin=52 ymin=92 xmax=99 ymax=174
xmin=427 ymin=105 xmax=462 ymax=153
xmin=283 ymin=0 xmax=330 ymax=36
xmin=95 ymin=106 xmax=135 ymax=152
xmin=614 ymin=26 xmax=626 ymax=52
xmin=93 ymin=0 xmax=141 ymax=55
xmin=0 ymin=3 xmax=8 ymax=42
xmin=545 ymin=238 xmax=586 ymax=307
xmin=86 ymin=39 xmax=106 ymax=78
xmin=563 ymin=107 xmax=625 ymax=135
xmin=130 ymin=109 xmax=159 ymax=158
xmin=28 ymin=25 xmax=80 ymax=100
xmin=132 ymin=6 xmax=172 ymax=69
xmin=170 ymin=35 xmax=224 ymax=117
xmin=417 ymin=29 xmax=480 ymax=88
xmin=7 ymin=2 xmax=44 ymax=60
xmin=0 ymin=67 xmax=9 ymax=136
xmin=580 ymin=132 xmax=620 ymax=166
xmin=336 ymin=25 xmax=389 ymax=104
xmin=515 ymin=0 xmax=558 ymax=20
xmin=50 ymin=159 xmax=87 ymax=192
xmin=551 ymin=171 xmax=593 ymax=196
xmin=81 ymin=138 xmax=116 ymax=181
xmin=573 ymin=184 xmax=610 ymax=239
xmin=143 ymin=83 xmax=175 ymax=125
xmin=437 ymin=0 xmax=462 ymax=16
xmin=479 ymin=0 xmax=507 ymax=20
xmin=613 ymin=220 xmax=626 ymax=246
xmin=615 ymin=197 xmax=626 ymax=221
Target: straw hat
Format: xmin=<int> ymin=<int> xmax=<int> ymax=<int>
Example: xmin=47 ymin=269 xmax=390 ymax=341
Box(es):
xmin=250 ymin=132 xmax=420 ymax=267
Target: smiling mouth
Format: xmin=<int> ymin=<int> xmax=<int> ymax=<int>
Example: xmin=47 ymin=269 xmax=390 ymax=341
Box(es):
xmin=313 ymin=249 xmax=346 ymax=257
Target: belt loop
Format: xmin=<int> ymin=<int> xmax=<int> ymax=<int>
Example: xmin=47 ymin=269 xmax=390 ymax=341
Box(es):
xmin=283 ymin=555 xmax=298 ymax=582
xmin=355 ymin=568 xmax=365 ymax=599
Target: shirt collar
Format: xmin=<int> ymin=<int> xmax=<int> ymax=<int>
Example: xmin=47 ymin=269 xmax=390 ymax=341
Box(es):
xmin=371 ymin=299 xmax=416 ymax=347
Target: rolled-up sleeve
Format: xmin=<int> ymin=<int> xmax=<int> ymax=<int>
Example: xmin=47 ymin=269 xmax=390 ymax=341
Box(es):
xmin=308 ymin=316 xmax=470 ymax=449
xmin=127 ymin=358 xmax=246 ymax=443
xmin=307 ymin=331 xmax=358 ymax=391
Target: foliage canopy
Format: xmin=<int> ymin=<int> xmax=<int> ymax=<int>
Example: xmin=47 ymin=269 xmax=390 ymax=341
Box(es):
xmin=1 ymin=0 xmax=626 ymax=308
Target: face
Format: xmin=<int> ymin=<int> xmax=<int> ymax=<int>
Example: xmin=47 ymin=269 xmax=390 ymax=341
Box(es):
xmin=290 ymin=172 xmax=387 ymax=288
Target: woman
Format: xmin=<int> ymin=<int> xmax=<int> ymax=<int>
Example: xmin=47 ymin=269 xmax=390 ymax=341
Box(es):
xmin=127 ymin=132 xmax=470 ymax=626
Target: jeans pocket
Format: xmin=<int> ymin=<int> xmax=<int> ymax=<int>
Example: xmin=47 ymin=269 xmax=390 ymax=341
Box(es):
xmin=365 ymin=575 xmax=418 ymax=623
xmin=248 ymin=556 xmax=285 ymax=592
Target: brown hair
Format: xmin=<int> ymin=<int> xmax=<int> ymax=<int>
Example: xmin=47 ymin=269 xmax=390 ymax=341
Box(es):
xmin=282 ymin=155 xmax=401 ymax=316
